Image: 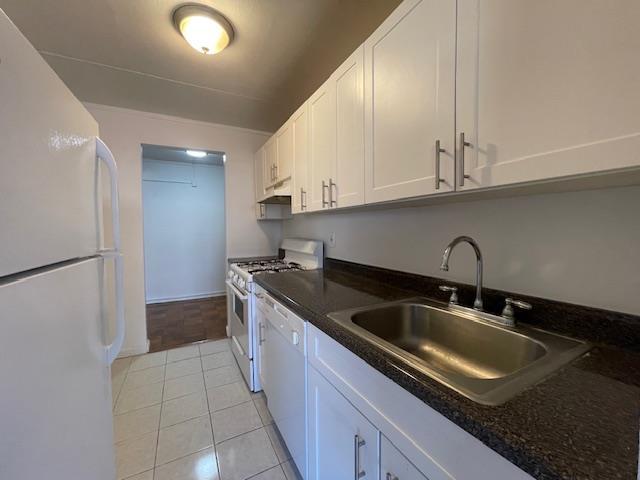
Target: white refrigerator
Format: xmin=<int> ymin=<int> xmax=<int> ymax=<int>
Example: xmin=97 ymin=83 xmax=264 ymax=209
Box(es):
xmin=0 ymin=10 xmax=124 ymax=480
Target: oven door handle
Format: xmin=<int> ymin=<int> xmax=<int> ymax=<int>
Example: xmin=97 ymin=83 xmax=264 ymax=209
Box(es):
xmin=231 ymin=335 xmax=247 ymax=358
xmin=226 ymin=280 xmax=248 ymax=301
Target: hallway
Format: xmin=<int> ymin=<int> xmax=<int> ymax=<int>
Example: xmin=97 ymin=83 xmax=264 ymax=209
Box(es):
xmin=146 ymin=297 xmax=227 ymax=352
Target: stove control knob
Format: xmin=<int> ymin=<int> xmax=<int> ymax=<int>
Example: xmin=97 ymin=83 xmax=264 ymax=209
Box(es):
xmin=292 ymin=330 xmax=300 ymax=345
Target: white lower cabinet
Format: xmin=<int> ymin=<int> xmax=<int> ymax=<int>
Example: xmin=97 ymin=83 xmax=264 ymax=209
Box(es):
xmin=307 ymin=365 xmax=378 ymax=480
xmin=381 ymin=435 xmax=429 ymax=480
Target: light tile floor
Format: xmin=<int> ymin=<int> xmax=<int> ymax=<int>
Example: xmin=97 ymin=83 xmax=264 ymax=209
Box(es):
xmin=111 ymin=339 xmax=302 ymax=480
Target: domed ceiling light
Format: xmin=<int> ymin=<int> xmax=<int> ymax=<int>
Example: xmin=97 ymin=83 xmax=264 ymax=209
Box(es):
xmin=173 ymin=4 xmax=234 ymax=55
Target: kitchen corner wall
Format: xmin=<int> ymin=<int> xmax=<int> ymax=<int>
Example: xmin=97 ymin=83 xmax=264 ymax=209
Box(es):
xmin=86 ymin=103 xmax=282 ymax=356
xmin=283 ymin=185 xmax=640 ymax=316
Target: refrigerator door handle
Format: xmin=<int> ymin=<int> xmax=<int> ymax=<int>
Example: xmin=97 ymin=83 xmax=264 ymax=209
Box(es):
xmin=102 ymin=250 xmax=125 ymax=364
xmin=96 ymin=137 xmax=121 ymax=252
xmin=95 ymin=137 xmax=125 ymax=364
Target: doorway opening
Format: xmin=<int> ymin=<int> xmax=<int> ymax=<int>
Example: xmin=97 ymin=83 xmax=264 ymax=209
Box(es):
xmin=141 ymin=144 xmax=227 ymax=352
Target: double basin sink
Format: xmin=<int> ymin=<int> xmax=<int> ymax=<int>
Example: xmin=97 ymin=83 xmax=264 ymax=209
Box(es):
xmin=328 ymin=298 xmax=590 ymax=405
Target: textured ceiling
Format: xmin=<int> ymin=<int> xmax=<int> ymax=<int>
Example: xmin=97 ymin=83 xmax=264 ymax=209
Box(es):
xmin=0 ymin=0 xmax=401 ymax=131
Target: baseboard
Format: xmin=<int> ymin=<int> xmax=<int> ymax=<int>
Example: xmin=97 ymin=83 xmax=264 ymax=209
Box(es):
xmin=146 ymin=291 xmax=226 ymax=305
xmin=117 ymin=339 xmax=150 ymax=358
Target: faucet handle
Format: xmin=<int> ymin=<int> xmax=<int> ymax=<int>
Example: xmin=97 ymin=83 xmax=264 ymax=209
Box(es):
xmin=501 ymin=297 xmax=532 ymax=322
xmin=439 ymin=285 xmax=459 ymax=305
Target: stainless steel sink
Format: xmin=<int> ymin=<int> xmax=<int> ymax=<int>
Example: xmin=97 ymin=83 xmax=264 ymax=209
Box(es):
xmin=328 ymin=298 xmax=590 ymax=405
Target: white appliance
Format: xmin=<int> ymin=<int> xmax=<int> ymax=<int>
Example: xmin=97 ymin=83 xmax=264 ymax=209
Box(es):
xmin=256 ymin=287 xmax=307 ymax=479
xmin=0 ymin=11 xmax=124 ymax=480
xmin=226 ymin=238 xmax=323 ymax=391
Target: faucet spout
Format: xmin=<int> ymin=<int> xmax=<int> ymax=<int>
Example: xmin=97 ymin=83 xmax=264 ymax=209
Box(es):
xmin=440 ymin=236 xmax=484 ymax=311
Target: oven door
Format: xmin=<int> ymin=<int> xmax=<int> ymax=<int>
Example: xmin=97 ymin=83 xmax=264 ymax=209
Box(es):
xmin=226 ymin=280 xmax=250 ymax=358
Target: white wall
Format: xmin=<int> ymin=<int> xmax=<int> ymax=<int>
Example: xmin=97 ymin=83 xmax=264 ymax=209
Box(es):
xmin=87 ymin=103 xmax=282 ymax=356
xmin=142 ymin=159 xmax=226 ymax=303
xmin=283 ymin=185 xmax=640 ymax=316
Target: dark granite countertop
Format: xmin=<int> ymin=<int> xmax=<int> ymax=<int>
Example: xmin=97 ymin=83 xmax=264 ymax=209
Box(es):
xmin=254 ymin=263 xmax=640 ymax=480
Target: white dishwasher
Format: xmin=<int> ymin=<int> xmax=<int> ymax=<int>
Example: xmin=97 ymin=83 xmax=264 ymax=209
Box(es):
xmin=257 ymin=288 xmax=307 ymax=479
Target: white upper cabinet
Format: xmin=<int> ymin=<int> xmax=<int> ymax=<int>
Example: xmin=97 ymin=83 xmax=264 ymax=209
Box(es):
xmin=364 ymin=0 xmax=456 ymax=204
xmin=334 ymin=46 xmax=365 ymax=208
xmin=264 ymin=136 xmax=278 ymax=188
xmin=456 ymin=0 xmax=640 ymax=190
xmin=308 ymin=78 xmax=336 ymax=212
xmin=275 ymin=120 xmax=293 ymax=183
xmin=291 ymin=103 xmax=309 ymax=214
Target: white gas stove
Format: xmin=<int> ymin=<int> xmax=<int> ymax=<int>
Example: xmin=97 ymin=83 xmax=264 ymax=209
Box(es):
xmin=226 ymin=239 xmax=323 ymax=391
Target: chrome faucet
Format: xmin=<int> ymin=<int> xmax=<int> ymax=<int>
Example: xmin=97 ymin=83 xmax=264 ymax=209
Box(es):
xmin=440 ymin=236 xmax=484 ymax=311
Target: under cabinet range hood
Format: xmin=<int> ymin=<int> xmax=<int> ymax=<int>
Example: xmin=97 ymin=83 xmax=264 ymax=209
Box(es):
xmin=261 ymin=195 xmax=290 ymax=205
xmin=261 ymin=179 xmax=291 ymax=204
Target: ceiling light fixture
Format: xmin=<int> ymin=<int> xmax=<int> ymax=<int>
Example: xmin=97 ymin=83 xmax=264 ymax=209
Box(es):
xmin=186 ymin=149 xmax=208 ymax=158
xmin=173 ymin=4 xmax=234 ymax=55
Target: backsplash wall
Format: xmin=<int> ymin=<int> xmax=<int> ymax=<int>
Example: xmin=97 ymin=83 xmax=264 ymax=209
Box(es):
xmin=282 ymin=185 xmax=640 ymax=316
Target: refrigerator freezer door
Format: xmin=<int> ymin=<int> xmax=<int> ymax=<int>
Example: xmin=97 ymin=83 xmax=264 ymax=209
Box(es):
xmin=0 ymin=10 xmax=100 ymax=277
xmin=0 ymin=257 xmax=116 ymax=480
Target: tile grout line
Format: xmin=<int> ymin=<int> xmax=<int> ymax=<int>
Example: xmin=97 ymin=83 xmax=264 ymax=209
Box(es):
xmin=214 ymin=424 xmax=265 ymax=447
xmin=199 ymin=342 xmax=222 ymax=480
xmin=154 ymin=444 xmax=213 ymax=470
xmin=112 ymin=358 xmax=133 ymax=412
xmin=245 ymin=464 xmax=285 ymax=480
xmin=150 ymin=355 xmax=168 ymax=478
xmin=210 ymin=397 xmax=254 ymax=415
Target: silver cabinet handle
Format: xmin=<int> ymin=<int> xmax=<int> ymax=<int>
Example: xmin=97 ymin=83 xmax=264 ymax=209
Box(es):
xmin=300 ymin=187 xmax=307 ymax=210
xmin=329 ymin=178 xmax=337 ymax=207
xmin=274 ymin=163 xmax=278 ymax=181
xmin=435 ymin=140 xmax=446 ymax=190
xmin=322 ymin=180 xmax=329 ymax=207
xmin=258 ymin=322 xmax=266 ymax=345
xmin=386 ymin=474 xmax=399 ymax=480
xmin=354 ymin=435 xmax=366 ymax=479
xmin=459 ymin=132 xmax=471 ymax=186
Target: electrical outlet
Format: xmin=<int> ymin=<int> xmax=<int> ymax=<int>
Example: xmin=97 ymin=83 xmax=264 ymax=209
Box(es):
xmin=329 ymin=232 xmax=336 ymax=248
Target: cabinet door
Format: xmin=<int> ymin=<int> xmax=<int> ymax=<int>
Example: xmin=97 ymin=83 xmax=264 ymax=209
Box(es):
xmin=364 ymin=0 xmax=456 ymax=204
xmin=308 ymin=79 xmax=336 ymax=212
xmin=254 ymin=147 xmax=267 ymax=202
xmin=264 ymin=136 xmax=278 ymax=188
xmin=335 ymin=46 xmax=365 ymax=208
xmin=276 ymin=121 xmax=294 ymax=183
xmin=291 ymin=103 xmax=309 ymax=214
xmin=456 ymin=0 xmax=640 ymax=190
xmin=307 ymin=365 xmax=378 ymax=480
xmin=381 ymin=435 xmax=430 ymax=480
